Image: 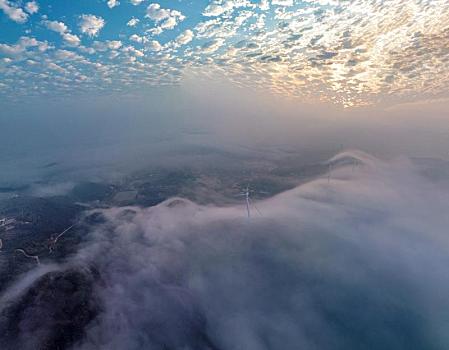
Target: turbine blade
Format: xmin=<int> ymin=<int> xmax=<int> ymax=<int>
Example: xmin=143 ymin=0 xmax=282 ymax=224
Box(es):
xmin=56 ymin=224 xmax=74 ymax=240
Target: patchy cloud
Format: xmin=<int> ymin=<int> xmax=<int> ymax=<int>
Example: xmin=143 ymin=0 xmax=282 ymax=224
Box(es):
xmin=0 ymin=36 xmax=49 ymax=56
xmin=44 ymin=20 xmax=81 ymax=47
xmin=79 ymin=14 xmax=105 ymax=37
xmin=1 ymin=0 xmax=449 ymax=107
xmin=145 ymin=3 xmax=185 ymax=33
xmin=0 ymin=0 xmax=28 ymax=23
xmin=147 ymin=39 xmax=162 ymax=51
xmin=24 ymin=1 xmax=39 ymax=15
xmin=126 ymin=17 xmax=139 ymax=26
xmin=202 ymin=0 xmax=253 ymax=17
xmin=176 ymin=29 xmax=194 ymax=46
xmin=106 ymin=0 xmax=119 ymax=9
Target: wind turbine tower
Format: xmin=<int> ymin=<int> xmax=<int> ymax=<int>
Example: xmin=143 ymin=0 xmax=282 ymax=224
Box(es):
xmin=237 ymin=184 xmax=263 ymax=218
xmin=245 ymin=186 xmax=251 ymax=218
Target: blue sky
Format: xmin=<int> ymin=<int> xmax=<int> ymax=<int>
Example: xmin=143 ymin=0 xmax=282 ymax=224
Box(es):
xmin=1 ymin=0 xmax=449 ymax=107
xmin=0 ymin=1 xmax=210 ymax=44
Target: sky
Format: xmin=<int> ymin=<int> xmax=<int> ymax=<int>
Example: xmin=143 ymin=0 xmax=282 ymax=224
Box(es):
xmin=1 ymin=0 xmax=449 ymax=186
xmin=1 ymin=0 xmax=449 ymax=108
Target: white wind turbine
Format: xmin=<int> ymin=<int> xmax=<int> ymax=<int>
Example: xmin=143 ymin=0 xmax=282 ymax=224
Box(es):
xmin=48 ymin=224 xmax=74 ymax=253
xmin=237 ymin=185 xmax=264 ymax=218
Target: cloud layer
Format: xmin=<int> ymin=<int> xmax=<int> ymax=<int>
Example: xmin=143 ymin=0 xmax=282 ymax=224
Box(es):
xmin=2 ymin=151 xmax=449 ymax=349
xmin=1 ymin=1 xmax=449 ymax=106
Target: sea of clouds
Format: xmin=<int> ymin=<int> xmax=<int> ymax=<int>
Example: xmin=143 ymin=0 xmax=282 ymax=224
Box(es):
xmin=2 ymin=151 xmax=449 ymax=350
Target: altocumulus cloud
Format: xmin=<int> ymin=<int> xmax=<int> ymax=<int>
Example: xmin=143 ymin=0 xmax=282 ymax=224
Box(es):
xmin=2 ymin=151 xmax=449 ymax=350
xmin=79 ymin=14 xmax=105 ymax=37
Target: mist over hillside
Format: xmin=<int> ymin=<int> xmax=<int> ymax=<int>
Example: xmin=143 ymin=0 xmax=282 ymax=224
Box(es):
xmin=1 ymin=151 xmax=449 ymax=350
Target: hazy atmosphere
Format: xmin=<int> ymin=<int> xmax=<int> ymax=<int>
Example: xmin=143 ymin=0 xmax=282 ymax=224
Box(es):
xmin=1 ymin=1 xmax=449 ymax=350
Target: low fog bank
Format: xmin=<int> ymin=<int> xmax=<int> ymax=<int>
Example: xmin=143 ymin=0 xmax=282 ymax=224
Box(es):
xmin=2 ymin=84 xmax=449 ymax=194
xmin=2 ymin=151 xmax=449 ymax=350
